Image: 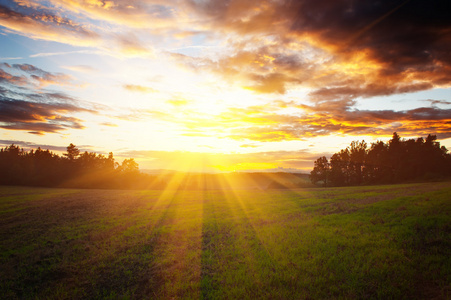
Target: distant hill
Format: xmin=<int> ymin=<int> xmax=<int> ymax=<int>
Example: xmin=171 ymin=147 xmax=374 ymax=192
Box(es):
xmin=142 ymin=171 xmax=314 ymax=190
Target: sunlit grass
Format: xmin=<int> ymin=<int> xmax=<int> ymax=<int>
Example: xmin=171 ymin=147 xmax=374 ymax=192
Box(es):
xmin=0 ymin=181 xmax=450 ymax=298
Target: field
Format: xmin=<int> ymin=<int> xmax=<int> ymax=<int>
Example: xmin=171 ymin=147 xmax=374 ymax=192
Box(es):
xmin=0 ymin=181 xmax=450 ymax=299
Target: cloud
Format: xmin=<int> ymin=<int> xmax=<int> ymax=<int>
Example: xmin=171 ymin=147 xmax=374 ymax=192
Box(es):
xmin=245 ymin=73 xmax=292 ymax=94
xmin=192 ymin=0 xmax=451 ymax=80
xmin=100 ymin=122 xmax=118 ymax=127
xmin=0 ymin=4 xmax=100 ymax=46
xmin=51 ymin=0 xmax=181 ymax=29
xmin=13 ymin=63 xmax=73 ymax=87
xmin=0 ymin=63 xmax=98 ymax=135
xmin=167 ymin=99 xmax=189 ymax=106
xmin=240 ymin=144 xmax=258 ymax=148
xmin=0 ymin=139 xmax=96 ymax=153
xmin=0 ymin=1 xmax=190 ymax=57
xmin=0 ymin=62 xmax=74 ymax=89
xmin=425 ymin=99 xmax=451 ymax=107
xmin=4 ymin=0 xmax=450 ymax=98
xmin=160 ymin=98 xmax=451 ymax=141
xmin=0 ymin=139 xmax=68 ymax=152
xmin=115 ymin=33 xmax=154 ymax=57
xmin=180 ymin=0 xmax=451 ymax=104
xmin=0 ymin=56 xmax=24 ymax=60
xmin=62 ymin=64 xmax=98 ymax=73
xmin=1 ymin=0 xmax=449 ymax=144
xmin=0 ymin=94 xmax=91 ymax=134
xmin=123 ymin=84 xmax=157 ymax=93
xmin=309 ymin=82 xmax=435 ymax=102
xmin=30 ymin=50 xmax=96 ymax=58
xmin=0 ymin=67 xmax=28 ymax=86
xmin=172 ymin=46 xmax=314 ymax=94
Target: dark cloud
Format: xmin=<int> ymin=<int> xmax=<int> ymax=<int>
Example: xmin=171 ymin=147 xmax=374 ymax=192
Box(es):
xmin=0 ymin=63 xmax=73 ymax=88
xmin=425 ymin=99 xmax=451 ymax=106
xmin=0 ymin=95 xmax=91 ymax=122
xmin=292 ymin=0 xmax=451 ymax=97
xmin=13 ymin=63 xmax=73 ymax=86
xmin=0 ymin=63 xmax=97 ymax=135
xmin=0 ymin=119 xmax=83 ymax=135
xmin=0 ymin=68 xmax=28 ymax=86
xmin=0 ymin=95 xmax=88 ymax=134
xmin=309 ymin=82 xmax=435 ymax=102
xmin=288 ymin=0 xmax=451 ymax=70
xmin=185 ymin=0 xmax=451 ymax=102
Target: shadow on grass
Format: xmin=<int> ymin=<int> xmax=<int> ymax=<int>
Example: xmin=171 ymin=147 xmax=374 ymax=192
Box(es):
xmin=0 ymin=188 xmax=178 ymax=299
xmin=200 ymin=191 xmax=219 ymax=299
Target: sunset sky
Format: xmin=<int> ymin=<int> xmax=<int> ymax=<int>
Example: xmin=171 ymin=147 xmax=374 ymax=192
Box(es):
xmin=0 ymin=0 xmax=450 ymax=172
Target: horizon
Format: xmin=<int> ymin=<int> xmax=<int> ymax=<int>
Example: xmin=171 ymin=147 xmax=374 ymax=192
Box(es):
xmin=1 ymin=0 xmax=450 ymax=173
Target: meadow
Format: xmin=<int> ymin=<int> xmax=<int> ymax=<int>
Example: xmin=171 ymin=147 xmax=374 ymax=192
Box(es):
xmin=0 ymin=181 xmax=450 ymax=299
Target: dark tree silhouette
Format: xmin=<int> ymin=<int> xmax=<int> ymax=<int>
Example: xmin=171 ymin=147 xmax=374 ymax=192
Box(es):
xmin=329 ymin=149 xmax=351 ymax=186
xmin=349 ymin=140 xmax=367 ymax=185
xmin=0 ymin=143 xmax=152 ymax=189
xmin=365 ymin=141 xmax=390 ymax=183
xmin=310 ymin=156 xmax=330 ymax=187
xmin=311 ymin=133 xmax=451 ymax=187
xmin=64 ymin=143 xmax=80 ymax=161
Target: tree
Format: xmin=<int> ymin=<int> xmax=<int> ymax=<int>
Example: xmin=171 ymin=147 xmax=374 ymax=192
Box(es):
xmin=120 ymin=158 xmax=139 ymax=173
xmin=0 ymin=144 xmax=149 ymax=189
xmin=329 ymin=149 xmax=350 ymax=186
xmin=366 ymin=141 xmax=389 ymax=182
xmin=310 ymin=156 xmax=330 ymax=187
xmin=312 ymin=132 xmax=451 ymax=187
xmin=106 ymin=152 xmax=116 ymax=170
xmin=64 ymin=143 xmax=80 ymax=161
xmin=349 ymin=140 xmax=367 ymax=185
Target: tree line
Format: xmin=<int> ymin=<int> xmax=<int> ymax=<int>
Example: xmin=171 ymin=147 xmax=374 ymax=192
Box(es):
xmin=0 ymin=143 xmax=150 ymax=189
xmin=310 ymin=133 xmax=451 ymax=187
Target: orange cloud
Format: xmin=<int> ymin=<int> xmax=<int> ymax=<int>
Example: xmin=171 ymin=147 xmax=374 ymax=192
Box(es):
xmin=100 ymin=122 xmax=118 ymax=127
xmin=155 ymin=98 xmax=451 ymax=141
xmin=0 ymin=67 xmax=28 ymax=86
xmin=115 ymin=33 xmax=154 ymax=57
xmin=123 ymin=84 xmax=157 ymax=93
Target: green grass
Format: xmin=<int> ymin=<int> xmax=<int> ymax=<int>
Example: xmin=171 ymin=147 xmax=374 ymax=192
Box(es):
xmin=0 ymin=182 xmax=450 ymax=299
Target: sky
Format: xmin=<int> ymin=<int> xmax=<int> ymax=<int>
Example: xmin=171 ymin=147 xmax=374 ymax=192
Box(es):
xmin=0 ymin=0 xmax=450 ymax=172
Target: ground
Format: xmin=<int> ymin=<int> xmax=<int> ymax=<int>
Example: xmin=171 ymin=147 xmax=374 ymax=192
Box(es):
xmin=0 ymin=182 xmax=450 ymax=299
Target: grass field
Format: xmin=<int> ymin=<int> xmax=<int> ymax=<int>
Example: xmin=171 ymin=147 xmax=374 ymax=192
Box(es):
xmin=0 ymin=181 xmax=450 ymax=299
